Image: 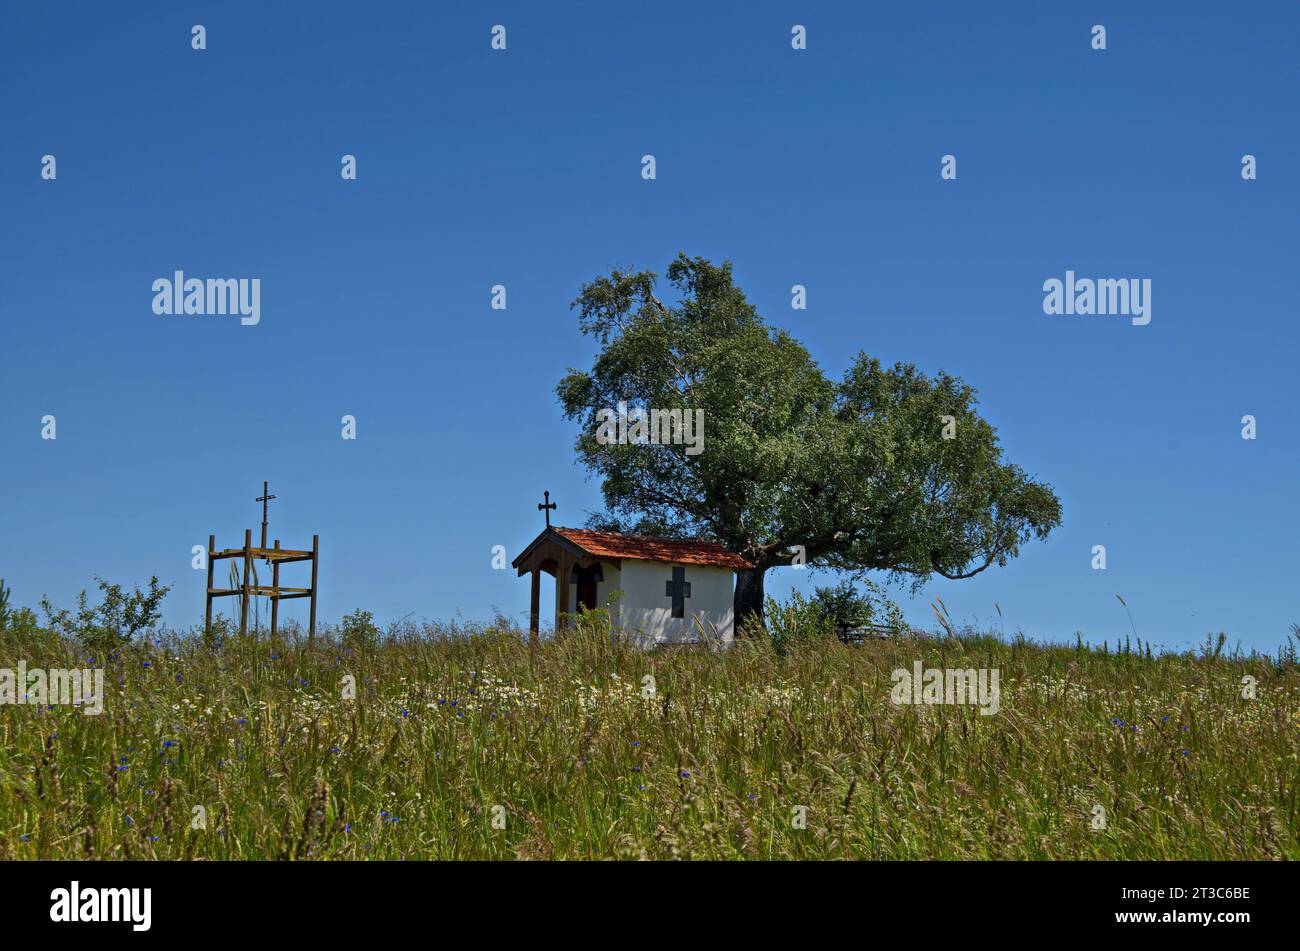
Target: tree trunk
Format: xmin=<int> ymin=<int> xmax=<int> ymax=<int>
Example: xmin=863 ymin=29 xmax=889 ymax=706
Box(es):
xmin=733 ymin=567 xmax=767 ymax=635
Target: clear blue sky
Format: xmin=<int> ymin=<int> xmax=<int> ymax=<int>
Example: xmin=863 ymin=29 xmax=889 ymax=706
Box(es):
xmin=2 ymin=1 xmax=1296 ymax=654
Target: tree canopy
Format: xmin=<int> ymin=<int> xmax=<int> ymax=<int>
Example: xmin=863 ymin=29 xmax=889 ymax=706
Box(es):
xmin=556 ymin=253 xmax=1062 ymax=626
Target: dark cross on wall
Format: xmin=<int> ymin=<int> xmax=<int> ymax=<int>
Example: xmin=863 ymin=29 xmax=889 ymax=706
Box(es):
xmin=538 ymin=490 xmax=557 ymax=528
xmin=665 ymin=566 xmax=691 ymax=619
xmin=256 ymin=480 xmax=277 ymax=548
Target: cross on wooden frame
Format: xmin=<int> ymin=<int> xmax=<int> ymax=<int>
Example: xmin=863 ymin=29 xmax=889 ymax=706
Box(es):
xmin=665 ymin=566 xmax=691 ymax=619
xmin=256 ymin=480 xmax=277 ymax=548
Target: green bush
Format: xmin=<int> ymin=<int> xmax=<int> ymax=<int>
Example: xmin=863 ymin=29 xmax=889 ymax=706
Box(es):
xmin=812 ymin=579 xmax=907 ymax=636
xmin=340 ymin=609 xmax=382 ymax=650
xmin=39 ymin=576 xmax=171 ymax=655
xmin=760 ymin=590 xmax=836 ymax=654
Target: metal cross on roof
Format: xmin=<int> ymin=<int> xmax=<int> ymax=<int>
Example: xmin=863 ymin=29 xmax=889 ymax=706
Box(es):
xmin=538 ymin=490 xmax=556 ymax=528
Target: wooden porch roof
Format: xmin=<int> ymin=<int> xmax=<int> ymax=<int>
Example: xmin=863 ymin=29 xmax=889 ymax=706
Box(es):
xmin=512 ymin=526 xmax=753 ymax=577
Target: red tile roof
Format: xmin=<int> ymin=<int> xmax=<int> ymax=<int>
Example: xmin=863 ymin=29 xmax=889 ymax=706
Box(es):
xmin=554 ymin=527 xmax=754 ymax=570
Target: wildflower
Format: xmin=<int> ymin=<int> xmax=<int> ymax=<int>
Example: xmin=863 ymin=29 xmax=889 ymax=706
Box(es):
xmin=680 ymin=770 xmax=691 ymax=778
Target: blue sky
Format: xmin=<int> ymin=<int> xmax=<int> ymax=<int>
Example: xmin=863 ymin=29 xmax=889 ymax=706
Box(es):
xmin=2 ymin=2 xmax=1296 ymax=654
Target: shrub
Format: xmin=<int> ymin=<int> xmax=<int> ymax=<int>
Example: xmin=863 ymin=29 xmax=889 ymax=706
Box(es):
xmin=760 ymin=591 xmax=835 ymax=654
xmin=812 ymin=579 xmax=907 ymax=636
xmin=39 ymin=576 xmax=170 ymax=655
xmin=340 ymin=609 xmax=382 ymax=650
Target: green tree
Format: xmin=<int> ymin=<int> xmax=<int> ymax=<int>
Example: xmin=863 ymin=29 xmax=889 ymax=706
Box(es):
xmin=340 ymin=609 xmax=381 ymax=650
xmin=557 ymin=254 xmax=1061 ymax=629
xmin=40 ymin=576 xmax=171 ymax=654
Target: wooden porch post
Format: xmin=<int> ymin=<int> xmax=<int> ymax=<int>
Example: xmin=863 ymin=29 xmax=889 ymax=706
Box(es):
xmin=556 ymin=554 xmax=571 ymax=631
xmin=529 ymin=567 xmax=540 ymax=644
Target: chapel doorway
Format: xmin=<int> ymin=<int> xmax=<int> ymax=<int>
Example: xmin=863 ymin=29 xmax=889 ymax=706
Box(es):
xmin=571 ymin=564 xmax=601 ymax=611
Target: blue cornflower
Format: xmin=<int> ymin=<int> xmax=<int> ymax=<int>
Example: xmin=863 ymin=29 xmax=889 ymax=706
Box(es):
xmin=680 ymin=770 xmax=690 ymax=778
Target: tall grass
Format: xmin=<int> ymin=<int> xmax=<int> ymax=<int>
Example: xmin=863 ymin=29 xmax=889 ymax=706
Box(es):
xmin=0 ymin=613 xmax=1296 ymax=859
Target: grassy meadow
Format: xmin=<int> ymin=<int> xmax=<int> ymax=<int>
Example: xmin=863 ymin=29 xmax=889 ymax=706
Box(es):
xmin=1 ymin=611 xmax=1297 ymax=860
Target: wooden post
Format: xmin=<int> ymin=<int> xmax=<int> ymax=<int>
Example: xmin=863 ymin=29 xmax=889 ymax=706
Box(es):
xmin=240 ymin=528 xmax=252 ymax=636
xmin=205 ymin=534 xmax=215 ymax=633
xmin=556 ymin=555 xmax=571 ymax=631
xmin=529 ymin=567 xmax=540 ymax=644
xmin=309 ymin=534 xmax=319 ymax=644
xmin=270 ymin=539 xmax=280 ymax=638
